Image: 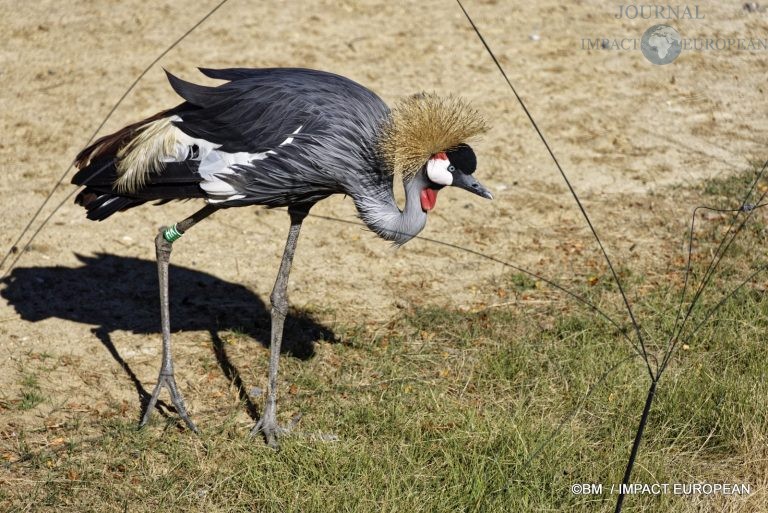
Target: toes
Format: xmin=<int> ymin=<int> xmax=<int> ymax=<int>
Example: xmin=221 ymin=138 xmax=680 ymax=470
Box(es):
xmin=251 ymin=420 xmax=282 ymax=450
xmin=139 ymin=375 xmax=198 ymax=432
xmin=177 ymin=413 xmax=199 ymax=433
xmin=249 ymin=421 xmax=264 ymax=438
xmin=265 ymin=432 xmax=280 ymax=451
xmin=288 ymin=412 xmax=303 ymax=429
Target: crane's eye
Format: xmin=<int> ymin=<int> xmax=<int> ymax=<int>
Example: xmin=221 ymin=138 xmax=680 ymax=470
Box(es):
xmin=448 ymin=165 xmax=456 ymax=173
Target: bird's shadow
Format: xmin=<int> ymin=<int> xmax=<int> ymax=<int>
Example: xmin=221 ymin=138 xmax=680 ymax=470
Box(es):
xmin=0 ymin=253 xmax=336 ymax=426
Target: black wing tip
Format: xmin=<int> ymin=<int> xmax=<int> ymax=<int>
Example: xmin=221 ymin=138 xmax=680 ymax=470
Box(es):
xmin=197 ymin=67 xmax=221 ymax=78
xmin=163 ymin=67 xmax=179 ymax=85
xmin=165 ymin=70 xmax=190 ymax=98
xmin=197 ymin=67 xmax=263 ymax=82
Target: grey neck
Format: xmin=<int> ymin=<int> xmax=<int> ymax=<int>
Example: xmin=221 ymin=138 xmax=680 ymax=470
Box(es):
xmin=354 ymin=171 xmax=429 ymax=246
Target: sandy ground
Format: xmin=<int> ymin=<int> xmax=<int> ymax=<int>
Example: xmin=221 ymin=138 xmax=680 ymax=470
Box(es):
xmin=0 ymin=0 xmax=766 ymax=461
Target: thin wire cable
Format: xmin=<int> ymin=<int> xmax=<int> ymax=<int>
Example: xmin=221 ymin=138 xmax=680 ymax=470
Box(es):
xmin=667 ymin=206 xmax=720 ymax=357
xmin=660 ymin=246 xmax=768 ymax=376
xmin=680 ymin=263 xmax=767 ymax=348
xmin=298 ymin=210 xmax=637 ymax=349
xmin=454 ymin=0 xmax=653 ymax=381
xmin=660 ymin=199 xmax=768 ymax=375
xmin=0 ymin=0 xmax=230 ymax=274
xmin=2 ymin=175 xmax=94 ymax=279
xmin=660 ymin=167 xmax=768 ymax=374
xmin=517 ymin=353 xmax=640 ymax=476
xmin=667 ymin=161 xmax=768 ymax=354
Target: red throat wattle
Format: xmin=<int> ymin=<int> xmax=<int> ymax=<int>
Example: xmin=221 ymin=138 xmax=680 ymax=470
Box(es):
xmin=420 ymin=188 xmax=438 ymax=211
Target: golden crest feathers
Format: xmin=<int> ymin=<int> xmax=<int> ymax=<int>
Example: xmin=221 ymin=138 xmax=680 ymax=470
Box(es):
xmin=377 ymin=93 xmax=489 ymax=179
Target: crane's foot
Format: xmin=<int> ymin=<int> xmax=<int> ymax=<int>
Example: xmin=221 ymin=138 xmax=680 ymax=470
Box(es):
xmin=139 ymin=372 xmax=199 ymax=433
xmin=250 ymin=411 xmax=302 ymax=450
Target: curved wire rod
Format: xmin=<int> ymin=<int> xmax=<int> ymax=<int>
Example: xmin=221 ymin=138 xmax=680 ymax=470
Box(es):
xmin=668 ymin=206 xmax=734 ymax=352
xmin=661 ymin=200 xmax=768 ymax=375
xmin=667 ymin=161 xmax=768 ymax=357
xmin=661 ymin=185 xmax=768 ymax=373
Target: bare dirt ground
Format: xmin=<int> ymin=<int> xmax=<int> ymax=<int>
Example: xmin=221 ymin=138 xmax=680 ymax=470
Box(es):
xmin=0 ymin=0 xmax=766 ymax=501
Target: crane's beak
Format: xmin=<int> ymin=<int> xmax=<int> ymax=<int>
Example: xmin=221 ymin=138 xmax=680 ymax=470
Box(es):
xmin=452 ymin=171 xmax=493 ymax=200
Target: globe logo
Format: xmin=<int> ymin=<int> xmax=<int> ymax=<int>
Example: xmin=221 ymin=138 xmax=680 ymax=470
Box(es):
xmin=641 ymin=24 xmax=682 ymax=65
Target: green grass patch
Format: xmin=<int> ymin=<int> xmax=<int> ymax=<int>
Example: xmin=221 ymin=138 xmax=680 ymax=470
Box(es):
xmin=3 ymin=169 xmax=767 ymax=512
xmin=4 ymin=283 xmax=767 ymax=512
xmin=18 ymin=373 xmax=44 ymax=411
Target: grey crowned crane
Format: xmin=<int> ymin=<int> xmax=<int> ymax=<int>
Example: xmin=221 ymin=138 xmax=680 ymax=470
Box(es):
xmin=72 ymin=67 xmax=492 ymax=448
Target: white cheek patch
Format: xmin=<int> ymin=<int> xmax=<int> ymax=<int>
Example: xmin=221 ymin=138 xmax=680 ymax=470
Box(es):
xmin=426 ymin=157 xmax=453 ymax=185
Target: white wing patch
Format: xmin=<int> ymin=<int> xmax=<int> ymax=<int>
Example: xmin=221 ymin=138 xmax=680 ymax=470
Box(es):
xmin=166 ymin=120 xmax=303 ymax=203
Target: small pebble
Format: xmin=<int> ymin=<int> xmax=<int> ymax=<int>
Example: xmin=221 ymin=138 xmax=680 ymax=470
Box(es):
xmin=743 ymin=2 xmax=760 ymax=12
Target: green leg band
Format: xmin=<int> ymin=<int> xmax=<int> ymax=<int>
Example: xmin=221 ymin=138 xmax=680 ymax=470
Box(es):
xmin=163 ymin=224 xmax=183 ymax=243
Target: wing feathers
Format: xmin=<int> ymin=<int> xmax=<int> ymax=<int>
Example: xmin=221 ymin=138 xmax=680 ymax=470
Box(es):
xmin=198 ymin=67 xmax=261 ymax=82
xmin=74 ymin=108 xmax=178 ymax=169
xmin=165 ymin=69 xmax=229 ymax=107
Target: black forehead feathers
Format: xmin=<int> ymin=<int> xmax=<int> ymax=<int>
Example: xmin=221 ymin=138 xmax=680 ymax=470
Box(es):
xmin=446 ymin=144 xmax=477 ymax=174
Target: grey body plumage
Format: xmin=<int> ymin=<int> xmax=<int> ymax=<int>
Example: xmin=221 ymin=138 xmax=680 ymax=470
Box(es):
xmin=71 ymin=67 xmax=492 ymax=446
xmin=169 ymin=68 xmax=391 ymax=208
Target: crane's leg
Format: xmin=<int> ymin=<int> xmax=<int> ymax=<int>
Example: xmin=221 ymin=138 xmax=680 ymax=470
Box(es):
xmin=139 ymin=204 xmax=218 ymax=432
xmin=252 ymin=205 xmax=310 ymax=449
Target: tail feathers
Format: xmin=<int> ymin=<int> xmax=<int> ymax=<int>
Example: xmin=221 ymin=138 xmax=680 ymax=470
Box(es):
xmin=72 ymin=156 xmax=143 ymax=220
xmin=71 ymin=155 xmax=119 ymax=189
xmin=72 ymin=106 xmax=204 ymax=221
xmin=75 ymin=190 xmax=144 ymax=221
xmin=74 ymin=108 xmax=178 ymax=170
xmin=73 ymin=156 xmax=204 ymax=220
